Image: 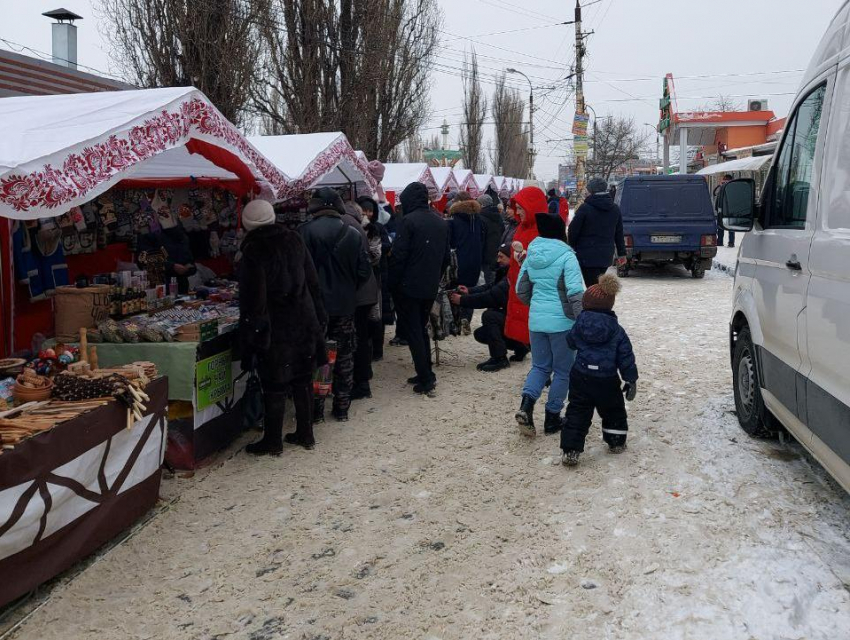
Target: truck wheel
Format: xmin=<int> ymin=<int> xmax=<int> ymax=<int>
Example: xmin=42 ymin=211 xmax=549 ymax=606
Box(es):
xmin=732 ymin=326 xmax=777 ymax=438
xmin=691 ymin=263 xmax=706 ymax=279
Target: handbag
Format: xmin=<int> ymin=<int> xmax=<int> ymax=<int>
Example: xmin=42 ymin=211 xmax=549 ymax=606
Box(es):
xmin=238 ymin=368 xmax=264 ymax=430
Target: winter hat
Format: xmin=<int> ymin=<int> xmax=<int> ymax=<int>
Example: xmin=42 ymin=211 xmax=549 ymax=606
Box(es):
xmin=450 ymin=196 xmax=481 ymax=216
xmin=308 ymin=187 xmax=346 ymax=216
xmin=535 ymin=213 xmax=567 ymax=243
xmin=587 ymin=177 xmax=609 ymax=195
xmin=583 ymin=272 xmax=621 ymax=311
xmin=242 ymin=199 xmax=276 ymax=231
xmin=454 ymin=190 xmax=473 ymax=202
xmin=367 ymin=160 xmax=386 ymax=182
xmin=477 ymin=194 xmax=493 ymax=207
xmin=498 ymin=243 xmax=511 ymax=258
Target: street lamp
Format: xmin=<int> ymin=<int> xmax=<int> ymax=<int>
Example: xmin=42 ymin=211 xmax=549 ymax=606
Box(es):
xmin=643 ymin=122 xmax=661 ymax=174
xmin=507 ymin=68 xmax=535 ymax=180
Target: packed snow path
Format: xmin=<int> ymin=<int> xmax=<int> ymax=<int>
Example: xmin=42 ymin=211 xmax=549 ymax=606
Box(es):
xmin=10 ymin=266 xmax=850 ymax=640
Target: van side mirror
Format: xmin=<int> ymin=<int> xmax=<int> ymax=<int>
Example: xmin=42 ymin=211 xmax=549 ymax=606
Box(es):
xmin=719 ymin=179 xmax=756 ymax=232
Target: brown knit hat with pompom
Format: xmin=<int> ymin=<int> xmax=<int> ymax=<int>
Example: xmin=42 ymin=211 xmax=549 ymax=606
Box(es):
xmin=582 ymin=272 xmax=621 ymax=311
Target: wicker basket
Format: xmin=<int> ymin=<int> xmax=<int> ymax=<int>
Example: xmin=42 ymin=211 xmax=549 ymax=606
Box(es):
xmin=13 ymin=379 xmax=54 ymax=403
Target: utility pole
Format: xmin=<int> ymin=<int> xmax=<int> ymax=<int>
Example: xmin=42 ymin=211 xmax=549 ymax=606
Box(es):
xmin=574 ymin=0 xmax=587 ymax=196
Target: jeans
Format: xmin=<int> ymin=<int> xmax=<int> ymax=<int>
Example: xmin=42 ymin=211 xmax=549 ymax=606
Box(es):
xmin=717 ymin=228 xmax=736 ymax=247
xmin=522 ymin=330 xmax=575 ymax=413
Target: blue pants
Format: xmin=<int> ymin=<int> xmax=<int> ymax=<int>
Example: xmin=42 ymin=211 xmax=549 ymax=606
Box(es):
xmin=522 ymin=330 xmax=575 ymax=413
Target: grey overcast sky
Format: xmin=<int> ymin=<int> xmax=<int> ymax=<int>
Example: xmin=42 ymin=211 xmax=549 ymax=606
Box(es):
xmin=1 ymin=0 xmax=843 ymax=180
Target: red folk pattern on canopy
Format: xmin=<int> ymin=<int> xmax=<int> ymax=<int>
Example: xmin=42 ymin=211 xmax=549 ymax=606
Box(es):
xmin=276 ymin=137 xmax=378 ymax=202
xmin=0 ymin=98 xmax=290 ymax=215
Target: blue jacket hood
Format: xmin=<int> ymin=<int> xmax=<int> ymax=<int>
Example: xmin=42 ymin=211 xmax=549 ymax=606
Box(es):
xmin=527 ymin=237 xmax=571 ymax=270
xmin=572 ymin=310 xmax=619 ymax=344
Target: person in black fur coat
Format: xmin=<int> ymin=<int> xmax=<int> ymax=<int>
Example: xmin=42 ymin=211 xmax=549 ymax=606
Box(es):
xmin=239 ymin=200 xmax=328 ymax=454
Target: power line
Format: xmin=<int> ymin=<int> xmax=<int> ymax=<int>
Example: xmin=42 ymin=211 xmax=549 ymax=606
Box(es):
xmin=0 ymin=37 xmax=127 ymax=83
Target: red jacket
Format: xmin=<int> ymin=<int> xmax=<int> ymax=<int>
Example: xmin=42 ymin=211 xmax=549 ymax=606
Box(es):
xmin=505 ymin=186 xmax=548 ymax=345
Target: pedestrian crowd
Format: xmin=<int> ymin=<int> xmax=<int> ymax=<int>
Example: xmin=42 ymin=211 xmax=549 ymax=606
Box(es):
xmin=237 ymin=175 xmax=639 ymax=467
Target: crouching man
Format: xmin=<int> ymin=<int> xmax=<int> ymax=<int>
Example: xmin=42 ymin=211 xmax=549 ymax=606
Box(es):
xmin=450 ymin=244 xmax=529 ymax=372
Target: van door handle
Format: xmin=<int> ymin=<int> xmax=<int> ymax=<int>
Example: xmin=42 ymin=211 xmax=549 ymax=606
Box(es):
xmin=785 ymin=259 xmax=802 ymax=271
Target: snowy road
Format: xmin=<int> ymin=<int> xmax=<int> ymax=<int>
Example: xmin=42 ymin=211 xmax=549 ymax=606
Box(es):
xmin=8 ymin=265 xmax=850 ymax=640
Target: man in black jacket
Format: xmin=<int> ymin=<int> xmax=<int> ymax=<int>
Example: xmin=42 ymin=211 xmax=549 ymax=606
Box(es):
xmin=568 ymin=177 xmax=627 ymax=287
xmin=477 ymin=194 xmax=505 ymax=286
xmin=299 ymin=188 xmax=371 ymax=421
xmin=450 ymin=245 xmax=528 ymax=372
xmin=388 ymin=182 xmax=450 ymax=394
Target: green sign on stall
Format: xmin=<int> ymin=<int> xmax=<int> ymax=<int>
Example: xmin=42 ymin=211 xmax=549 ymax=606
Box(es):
xmin=195 ymin=349 xmax=232 ymax=410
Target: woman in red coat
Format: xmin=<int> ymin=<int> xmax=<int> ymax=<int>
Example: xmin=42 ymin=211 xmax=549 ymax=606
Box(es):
xmin=504 ymin=186 xmax=549 ymax=346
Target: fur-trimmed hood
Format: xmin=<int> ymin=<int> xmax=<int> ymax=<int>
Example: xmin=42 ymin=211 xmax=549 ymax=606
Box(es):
xmin=450 ymin=199 xmax=481 ymax=217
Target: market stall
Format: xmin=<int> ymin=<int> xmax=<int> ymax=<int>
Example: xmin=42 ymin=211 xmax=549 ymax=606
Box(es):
xmin=452 ymin=169 xmax=477 ymax=196
xmin=248 ymin=132 xmax=378 ymax=202
xmin=381 ymin=163 xmax=438 ymax=207
xmin=0 ymin=87 xmax=293 ymax=469
xmin=473 ymin=173 xmax=498 ymax=196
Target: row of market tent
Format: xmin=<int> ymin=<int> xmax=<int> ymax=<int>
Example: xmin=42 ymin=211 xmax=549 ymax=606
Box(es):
xmin=0 ymin=86 xmax=523 ymax=223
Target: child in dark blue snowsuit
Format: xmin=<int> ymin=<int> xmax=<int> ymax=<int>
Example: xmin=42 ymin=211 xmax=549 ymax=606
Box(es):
xmin=561 ymin=273 xmax=638 ymax=466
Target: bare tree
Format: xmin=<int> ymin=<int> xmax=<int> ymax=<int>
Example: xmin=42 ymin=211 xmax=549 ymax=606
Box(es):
xmin=700 ymin=94 xmax=743 ymax=112
xmin=490 ymin=73 xmax=530 ymax=178
xmin=98 ymin=0 xmax=261 ymax=127
xmin=252 ymin=0 xmax=442 ymax=160
xmin=460 ymin=51 xmax=487 ymax=173
xmin=587 ymin=116 xmax=648 ymax=181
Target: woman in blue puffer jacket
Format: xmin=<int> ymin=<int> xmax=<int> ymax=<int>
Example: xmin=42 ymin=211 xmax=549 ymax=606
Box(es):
xmin=514 ymin=213 xmax=585 ymax=436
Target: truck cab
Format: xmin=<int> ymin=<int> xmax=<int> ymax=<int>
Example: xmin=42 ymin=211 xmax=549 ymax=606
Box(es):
xmin=616 ymin=175 xmax=718 ymax=278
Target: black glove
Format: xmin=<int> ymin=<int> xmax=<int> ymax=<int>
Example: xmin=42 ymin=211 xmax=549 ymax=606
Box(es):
xmin=622 ymin=381 xmax=637 ymax=402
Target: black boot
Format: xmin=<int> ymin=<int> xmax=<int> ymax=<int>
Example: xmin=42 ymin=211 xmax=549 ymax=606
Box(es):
xmin=247 ymin=392 xmax=285 ymax=455
xmin=544 ymin=411 xmax=562 ymax=435
xmin=285 ymin=379 xmax=315 ymax=449
xmin=481 ymin=357 xmax=510 ymax=373
xmin=476 ymin=358 xmax=496 ymax=371
xmin=515 ymin=395 xmax=536 ymax=437
xmin=510 ymin=349 xmax=528 ymax=363
xmin=312 ymin=397 xmax=326 ymax=424
xmin=351 ymin=383 xmax=372 ymax=400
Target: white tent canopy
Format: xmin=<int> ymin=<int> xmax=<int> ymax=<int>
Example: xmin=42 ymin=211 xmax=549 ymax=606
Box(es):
xmin=697 ymin=155 xmax=772 ymax=176
xmin=0 ymin=87 xmax=290 ymax=220
xmin=248 ymin=132 xmax=377 ymax=200
xmin=452 ymin=169 xmax=475 ymax=194
xmin=473 ymin=173 xmax=497 ymax=194
xmin=429 ymin=167 xmax=459 ymax=194
xmin=381 ymin=163 xmax=437 ymax=193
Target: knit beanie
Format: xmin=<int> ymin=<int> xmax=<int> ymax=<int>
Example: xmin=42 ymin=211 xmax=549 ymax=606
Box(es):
xmin=308 ymin=187 xmax=346 ymax=215
xmin=242 ymin=199 xmax=276 ymax=231
xmin=477 ymin=194 xmax=493 ymax=208
xmin=583 ymin=272 xmax=621 ymax=311
xmin=367 ymin=160 xmax=386 ymax=182
xmin=587 ymin=177 xmax=609 ymax=195
xmin=498 ymin=243 xmax=511 ymax=258
xmin=535 ymin=212 xmax=567 ymax=243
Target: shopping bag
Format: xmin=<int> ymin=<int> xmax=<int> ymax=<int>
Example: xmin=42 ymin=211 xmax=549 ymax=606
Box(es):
xmin=240 ymin=370 xmax=264 ymax=429
xmin=312 ymin=339 xmax=338 ymax=397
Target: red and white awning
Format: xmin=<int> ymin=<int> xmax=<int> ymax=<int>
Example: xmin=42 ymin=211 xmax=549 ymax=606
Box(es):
xmin=381 ymin=163 xmax=438 ymax=194
xmin=0 ymin=87 xmax=291 ymax=220
xmin=248 ymin=132 xmax=377 ymax=201
xmin=429 ymin=167 xmax=460 ymax=194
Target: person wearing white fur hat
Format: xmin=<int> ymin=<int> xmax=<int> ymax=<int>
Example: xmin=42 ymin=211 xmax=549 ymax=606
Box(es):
xmin=239 ymin=199 xmax=328 ymax=454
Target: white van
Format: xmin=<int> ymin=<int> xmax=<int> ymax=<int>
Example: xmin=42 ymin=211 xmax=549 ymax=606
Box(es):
xmin=718 ymin=2 xmax=850 ymax=493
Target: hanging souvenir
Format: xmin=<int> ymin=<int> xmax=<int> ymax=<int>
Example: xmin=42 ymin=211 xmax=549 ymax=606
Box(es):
xmin=209 ymin=230 xmax=221 ymax=257
xmin=97 ymin=195 xmax=117 ymax=226
xmin=69 ymin=206 xmax=87 ymax=231
xmin=150 ymin=189 xmax=176 ymax=230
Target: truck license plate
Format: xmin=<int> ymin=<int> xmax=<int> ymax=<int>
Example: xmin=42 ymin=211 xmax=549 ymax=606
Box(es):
xmin=651 ymin=235 xmax=682 ymax=244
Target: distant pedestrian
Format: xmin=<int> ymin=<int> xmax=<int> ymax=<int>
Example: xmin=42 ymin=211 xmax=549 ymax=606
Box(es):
xmin=357 ymin=196 xmax=392 ymax=362
xmin=477 ymin=194 xmax=506 ymax=286
xmin=239 ymin=200 xmax=327 ymax=454
xmin=514 ymin=213 xmax=585 ymax=437
xmin=448 ymin=192 xmax=486 ymax=335
xmin=714 ymin=174 xmax=736 ymax=247
xmin=568 ymin=177 xmax=627 ymax=287
xmin=389 ymin=182 xmax=451 ymax=395
xmin=300 ymin=188 xmax=372 ymax=422
xmin=560 ymin=273 xmax=638 ymax=466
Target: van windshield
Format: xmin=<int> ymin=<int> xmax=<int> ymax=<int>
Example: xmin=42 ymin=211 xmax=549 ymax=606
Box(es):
xmin=622 ymin=182 xmax=712 ymax=219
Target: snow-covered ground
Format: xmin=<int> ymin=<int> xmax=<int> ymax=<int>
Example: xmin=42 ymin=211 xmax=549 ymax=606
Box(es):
xmin=6 ymin=264 xmax=850 ymax=640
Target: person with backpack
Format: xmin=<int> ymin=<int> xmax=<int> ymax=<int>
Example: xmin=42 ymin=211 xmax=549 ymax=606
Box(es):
xmin=299 ymin=188 xmax=372 ymax=422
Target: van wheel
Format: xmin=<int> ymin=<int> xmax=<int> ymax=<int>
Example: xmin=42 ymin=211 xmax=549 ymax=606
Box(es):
xmin=732 ymin=327 xmax=777 ymax=438
xmin=691 ymin=263 xmax=706 ymax=279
